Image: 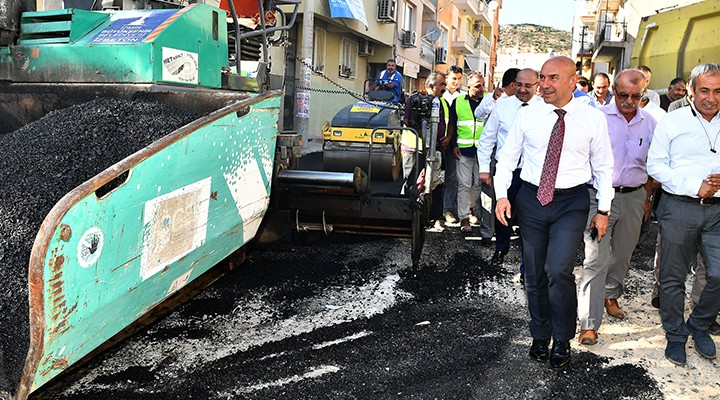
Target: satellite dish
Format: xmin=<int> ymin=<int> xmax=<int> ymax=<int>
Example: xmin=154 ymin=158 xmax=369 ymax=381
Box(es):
xmin=424 ymin=26 xmax=441 ymax=42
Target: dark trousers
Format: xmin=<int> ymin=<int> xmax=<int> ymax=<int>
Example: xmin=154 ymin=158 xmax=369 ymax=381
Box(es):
xmin=495 ymin=168 xmax=522 ymax=253
xmin=656 ymin=194 xmax=720 ymax=343
xmin=517 ymin=182 xmax=589 ymax=341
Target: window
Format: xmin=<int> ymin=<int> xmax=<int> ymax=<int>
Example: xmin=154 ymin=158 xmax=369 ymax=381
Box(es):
xmin=402 ymin=2 xmax=415 ymax=32
xmin=439 ymin=25 xmax=448 ymax=49
xmin=313 ymin=27 xmax=326 ymax=73
xmin=402 ymin=76 xmax=415 ymax=94
xmin=340 ymin=37 xmax=358 ymax=79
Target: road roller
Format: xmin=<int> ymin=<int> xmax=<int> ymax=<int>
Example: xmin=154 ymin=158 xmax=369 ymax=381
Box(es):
xmin=0 ymin=1 xmax=300 ymax=398
xmin=321 ymin=97 xmax=403 ymax=182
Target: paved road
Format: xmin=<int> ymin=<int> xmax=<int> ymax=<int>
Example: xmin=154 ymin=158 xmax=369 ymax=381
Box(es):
xmin=36 ymin=228 xmax=663 ymax=399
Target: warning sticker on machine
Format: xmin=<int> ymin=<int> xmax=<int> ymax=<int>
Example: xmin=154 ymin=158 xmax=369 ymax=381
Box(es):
xmin=77 ymin=227 xmax=104 ymax=268
xmin=350 ymin=103 xmax=381 ymax=113
xmin=161 ymin=47 xmax=199 ymax=85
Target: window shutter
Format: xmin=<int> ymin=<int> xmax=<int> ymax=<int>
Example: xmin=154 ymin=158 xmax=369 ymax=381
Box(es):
xmin=313 ymin=28 xmax=326 ymax=73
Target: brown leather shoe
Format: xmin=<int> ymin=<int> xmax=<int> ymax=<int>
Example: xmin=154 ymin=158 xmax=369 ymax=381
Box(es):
xmin=578 ymin=329 xmax=598 ymax=345
xmin=605 ymin=298 xmax=626 ymax=319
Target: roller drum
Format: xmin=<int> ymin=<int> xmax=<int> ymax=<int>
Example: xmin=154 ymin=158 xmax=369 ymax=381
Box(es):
xmin=323 ymin=145 xmax=400 ymax=182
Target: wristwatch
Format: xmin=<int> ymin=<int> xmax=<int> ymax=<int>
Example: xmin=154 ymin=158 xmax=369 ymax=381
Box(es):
xmin=597 ymin=210 xmax=611 ymax=216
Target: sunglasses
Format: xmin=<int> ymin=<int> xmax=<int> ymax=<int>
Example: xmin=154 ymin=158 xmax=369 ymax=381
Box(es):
xmin=615 ymin=92 xmax=644 ymax=100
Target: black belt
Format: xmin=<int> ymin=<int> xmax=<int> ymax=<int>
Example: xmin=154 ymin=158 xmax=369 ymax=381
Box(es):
xmin=614 ymin=185 xmax=642 ymax=193
xmin=663 ymin=190 xmax=720 ymax=205
xmin=525 ymin=182 xmax=585 ymax=194
xmin=585 ymin=184 xmax=642 ymax=193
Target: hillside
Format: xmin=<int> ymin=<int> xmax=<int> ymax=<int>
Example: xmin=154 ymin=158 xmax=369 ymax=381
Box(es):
xmin=498 ymin=24 xmax=572 ymax=53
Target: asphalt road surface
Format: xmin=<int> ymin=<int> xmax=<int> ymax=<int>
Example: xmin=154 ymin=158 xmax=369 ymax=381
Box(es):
xmin=32 ymin=222 xmax=669 ymax=400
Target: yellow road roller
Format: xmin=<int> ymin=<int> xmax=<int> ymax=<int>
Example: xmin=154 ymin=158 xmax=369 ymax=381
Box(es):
xmin=322 ymin=101 xmax=402 ymax=181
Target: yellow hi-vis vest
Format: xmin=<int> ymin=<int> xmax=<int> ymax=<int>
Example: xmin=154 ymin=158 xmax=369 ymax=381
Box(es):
xmin=401 ymin=97 xmax=449 ymax=150
xmin=455 ymin=96 xmax=483 ymax=148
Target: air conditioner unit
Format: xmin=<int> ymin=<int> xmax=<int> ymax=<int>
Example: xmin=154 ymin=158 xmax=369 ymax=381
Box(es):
xmin=377 ymin=0 xmax=396 ymax=22
xmin=359 ymin=39 xmax=375 ymax=56
xmin=402 ymin=30 xmax=417 ymax=47
xmin=435 ymin=47 xmax=447 ymax=64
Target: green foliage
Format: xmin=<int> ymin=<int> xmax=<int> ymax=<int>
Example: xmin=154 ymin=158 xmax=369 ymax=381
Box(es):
xmin=498 ymin=23 xmax=571 ymax=53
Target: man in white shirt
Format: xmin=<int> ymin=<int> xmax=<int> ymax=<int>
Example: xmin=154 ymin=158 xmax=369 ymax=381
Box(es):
xmin=475 ymin=68 xmax=519 ymax=119
xmin=494 ymin=56 xmax=614 ymax=370
xmin=637 ymin=65 xmax=661 ymax=107
xmin=647 ymin=62 xmax=720 ymax=366
xmin=478 ymin=68 xmax=541 ymax=268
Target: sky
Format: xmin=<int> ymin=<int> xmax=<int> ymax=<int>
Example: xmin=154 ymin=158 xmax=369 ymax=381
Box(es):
xmin=498 ymin=0 xmax=577 ymax=31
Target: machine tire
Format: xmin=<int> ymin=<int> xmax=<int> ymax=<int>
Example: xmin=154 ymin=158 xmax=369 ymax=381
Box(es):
xmin=411 ymin=194 xmax=431 ymax=268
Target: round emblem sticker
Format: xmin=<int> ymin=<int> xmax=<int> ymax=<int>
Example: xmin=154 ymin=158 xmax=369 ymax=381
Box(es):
xmin=77 ymin=227 xmax=104 ymax=268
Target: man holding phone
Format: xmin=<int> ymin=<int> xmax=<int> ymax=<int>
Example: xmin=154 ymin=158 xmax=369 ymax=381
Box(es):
xmin=578 ymin=69 xmax=657 ymax=346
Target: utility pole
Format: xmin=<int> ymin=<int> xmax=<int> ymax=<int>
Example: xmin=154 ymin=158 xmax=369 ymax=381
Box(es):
xmin=295 ymin=0 xmax=314 ymax=145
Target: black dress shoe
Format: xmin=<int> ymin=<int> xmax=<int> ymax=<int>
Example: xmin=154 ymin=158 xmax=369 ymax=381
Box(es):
xmin=549 ymin=340 xmax=571 ymax=370
xmin=529 ymin=339 xmax=550 ymax=362
xmin=491 ymin=250 xmax=507 ymax=265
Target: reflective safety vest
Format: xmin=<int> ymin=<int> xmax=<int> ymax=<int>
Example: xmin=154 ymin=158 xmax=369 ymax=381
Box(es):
xmin=455 ymin=96 xmax=483 ymax=148
xmin=401 ymin=97 xmax=450 ymax=150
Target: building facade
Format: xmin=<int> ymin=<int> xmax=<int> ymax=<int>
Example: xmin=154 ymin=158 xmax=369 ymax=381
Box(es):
xmin=272 ymin=0 xmax=499 ymax=141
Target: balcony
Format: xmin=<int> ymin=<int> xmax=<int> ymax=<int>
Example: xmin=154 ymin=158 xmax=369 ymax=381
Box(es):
xmin=454 ymin=0 xmax=482 ymax=17
xmin=594 ymin=21 xmax=626 ymax=49
xmin=420 ymin=40 xmax=435 ymax=64
xmin=450 ymin=30 xmax=475 ymax=55
xmin=475 ymin=34 xmax=491 ymax=57
xmin=592 ymin=21 xmax=631 ymax=63
xmin=591 ymin=0 xmax=622 ymax=14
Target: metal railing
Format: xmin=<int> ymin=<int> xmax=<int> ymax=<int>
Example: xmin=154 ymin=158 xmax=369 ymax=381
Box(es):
xmin=420 ymin=40 xmax=435 ymax=63
xmin=475 ymin=34 xmax=491 ymax=55
xmin=594 ymin=21 xmax=627 ymax=49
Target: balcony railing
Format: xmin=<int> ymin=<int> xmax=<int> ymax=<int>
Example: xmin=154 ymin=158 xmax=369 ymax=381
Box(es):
xmin=594 ymin=21 xmax=627 ymax=49
xmin=475 ymin=34 xmax=491 ymax=56
xmin=420 ymin=40 xmax=435 ymax=63
xmin=464 ymin=30 xmax=476 ymax=48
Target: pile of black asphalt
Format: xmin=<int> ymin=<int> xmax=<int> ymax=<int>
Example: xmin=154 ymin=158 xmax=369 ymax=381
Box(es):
xmin=35 ymin=223 xmax=663 ymax=399
xmin=0 ymin=97 xmax=198 ymax=399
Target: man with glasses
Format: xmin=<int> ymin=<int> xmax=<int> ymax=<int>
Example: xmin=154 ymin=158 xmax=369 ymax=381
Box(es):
xmin=478 ymin=68 xmax=541 ymax=269
xmin=449 ymin=72 xmax=491 ymax=237
xmin=494 ymin=56 xmax=613 ymax=370
xmin=578 ymin=69 xmax=657 ymax=346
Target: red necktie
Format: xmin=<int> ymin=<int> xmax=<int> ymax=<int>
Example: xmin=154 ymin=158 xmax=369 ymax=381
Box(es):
xmin=537 ymin=109 xmax=567 ymax=206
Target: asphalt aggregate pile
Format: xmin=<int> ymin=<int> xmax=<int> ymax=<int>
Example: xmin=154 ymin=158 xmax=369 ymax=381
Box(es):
xmin=35 ymin=225 xmax=664 ymax=399
xmin=0 ymin=96 xmax=200 ymax=398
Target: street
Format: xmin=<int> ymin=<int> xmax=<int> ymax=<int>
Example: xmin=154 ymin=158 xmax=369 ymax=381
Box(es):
xmin=34 ymin=218 xmax=699 ymax=400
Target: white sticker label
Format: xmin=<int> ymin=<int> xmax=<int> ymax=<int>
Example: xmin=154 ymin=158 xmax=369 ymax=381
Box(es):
xmin=161 ymin=47 xmax=199 ymax=84
xmin=140 ymin=177 xmax=211 ymax=280
xmin=77 ymin=227 xmax=104 ymax=268
xmin=168 ymin=269 xmax=193 ymax=295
